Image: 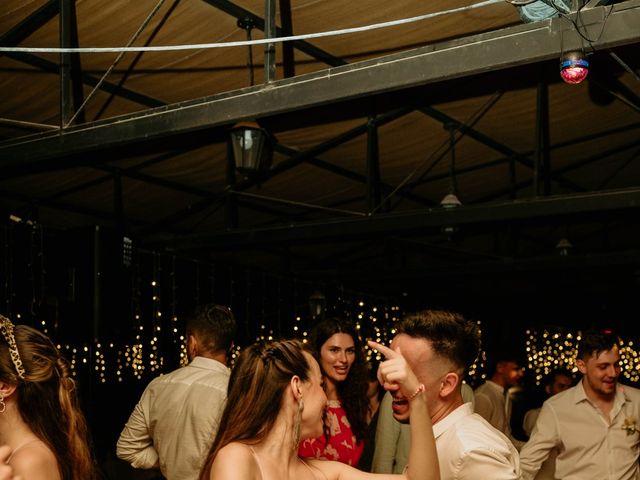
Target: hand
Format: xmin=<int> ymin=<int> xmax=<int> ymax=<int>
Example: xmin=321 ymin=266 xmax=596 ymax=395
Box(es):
xmin=368 ymin=340 xmax=422 ymax=400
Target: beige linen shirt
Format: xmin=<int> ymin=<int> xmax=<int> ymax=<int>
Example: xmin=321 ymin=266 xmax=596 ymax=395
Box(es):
xmin=475 ymin=380 xmax=524 ymax=449
xmin=522 ymin=407 xmax=557 ymax=480
xmin=117 ymin=357 xmax=230 ymax=480
xmin=434 ymin=402 xmax=521 ymax=480
xmin=520 ymin=381 xmax=640 ymax=480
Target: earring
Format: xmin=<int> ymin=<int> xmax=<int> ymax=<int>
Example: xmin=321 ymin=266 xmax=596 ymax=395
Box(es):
xmin=293 ymin=399 xmax=304 ymax=448
xmin=0 ymin=394 xmax=5 ymax=413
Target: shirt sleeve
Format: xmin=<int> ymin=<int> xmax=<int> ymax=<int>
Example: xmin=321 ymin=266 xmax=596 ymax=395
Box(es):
xmin=116 ymin=390 xmax=159 ymax=470
xmin=519 ymin=402 xmax=559 ymax=480
xmin=457 ymin=448 xmax=520 ymax=480
xmin=371 ymin=392 xmax=401 ymax=473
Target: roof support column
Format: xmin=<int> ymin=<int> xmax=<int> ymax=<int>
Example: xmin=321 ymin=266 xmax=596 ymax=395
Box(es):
xmin=226 ymin=140 xmax=239 ymax=228
xmin=264 ymin=0 xmax=277 ymax=83
xmin=59 ymin=0 xmax=73 ymax=127
xmin=366 ymin=117 xmax=382 ymax=214
xmin=534 ymin=78 xmax=551 ymax=196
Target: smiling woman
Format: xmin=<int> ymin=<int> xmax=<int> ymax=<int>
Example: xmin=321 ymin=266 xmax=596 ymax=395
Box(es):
xmin=298 ymin=317 xmax=369 ymax=466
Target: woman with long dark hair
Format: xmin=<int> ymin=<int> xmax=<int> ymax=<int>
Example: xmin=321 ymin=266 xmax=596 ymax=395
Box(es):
xmin=199 ymin=338 xmax=439 ymax=480
xmin=297 ymin=317 xmax=369 ymax=465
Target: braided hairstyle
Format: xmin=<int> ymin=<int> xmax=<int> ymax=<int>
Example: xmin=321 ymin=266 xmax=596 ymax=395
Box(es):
xmin=0 ymin=325 xmax=96 ymax=480
xmin=199 ymin=339 xmax=311 ymax=480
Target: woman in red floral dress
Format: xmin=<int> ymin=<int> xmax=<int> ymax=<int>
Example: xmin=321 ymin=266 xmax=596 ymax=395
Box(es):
xmin=298 ymin=317 xmax=369 ymax=466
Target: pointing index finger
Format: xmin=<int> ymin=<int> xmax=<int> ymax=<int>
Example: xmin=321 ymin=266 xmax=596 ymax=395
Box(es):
xmin=367 ymin=340 xmax=397 ymax=359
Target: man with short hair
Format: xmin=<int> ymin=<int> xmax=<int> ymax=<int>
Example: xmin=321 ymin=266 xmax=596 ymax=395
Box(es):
xmin=378 ymin=309 xmax=520 ymax=479
xmin=117 ymin=304 xmax=236 ymax=480
xmin=520 ymin=329 xmax=640 ymax=480
xmin=474 ymin=350 xmax=526 ymax=448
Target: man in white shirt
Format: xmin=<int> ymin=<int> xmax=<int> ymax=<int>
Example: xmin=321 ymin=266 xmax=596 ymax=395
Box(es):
xmin=371 ymin=383 xmax=475 ymax=473
xmin=520 ymin=329 xmax=640 ymax=480
xmin=475 ymin=351 xmax=525 ymax=449
xmin=117 ymin=304 xmax=236 ymax=480
xmin=377 ymin=309 xmax=520 ymax=479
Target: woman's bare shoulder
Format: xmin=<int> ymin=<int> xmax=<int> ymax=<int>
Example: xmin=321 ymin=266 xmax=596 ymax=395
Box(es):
xmin=210 ymin=443 xmax=258 ymax=480
xmin=10 ymin=441 xmax=60 ymax=480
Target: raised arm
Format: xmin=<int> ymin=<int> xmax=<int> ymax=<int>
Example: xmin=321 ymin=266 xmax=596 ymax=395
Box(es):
xmin=310 ymin=341 xmax=440 ymax=480
xmin=371 ymin=340 xmax=440 ymax=480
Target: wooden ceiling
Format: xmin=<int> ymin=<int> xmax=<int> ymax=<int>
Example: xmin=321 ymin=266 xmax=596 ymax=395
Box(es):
xmin=1 ymin=0 xmax=639 ymax=304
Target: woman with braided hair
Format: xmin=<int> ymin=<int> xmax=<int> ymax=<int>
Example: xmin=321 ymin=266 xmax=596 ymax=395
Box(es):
xmin=0 ymin=315 xmax=97 ymax=480
xmin=199 ymin=338 xmax=439 ymax=480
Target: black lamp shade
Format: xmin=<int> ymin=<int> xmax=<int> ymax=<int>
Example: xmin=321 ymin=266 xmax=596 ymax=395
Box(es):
xmin=230 ymin=123 xmax=273 ymax=174
xmin=308 ymin=290 xmax=326 ymax=320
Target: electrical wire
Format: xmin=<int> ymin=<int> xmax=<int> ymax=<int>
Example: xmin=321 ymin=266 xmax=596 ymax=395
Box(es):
xmin=0 ymin=0 xmax=502 ymax=54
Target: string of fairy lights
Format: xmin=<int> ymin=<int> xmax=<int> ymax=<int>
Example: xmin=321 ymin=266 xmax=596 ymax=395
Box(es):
xmin=16 ymin=292 xmax=640 ymax=387
xmin=20 ymin=303 xmax=640 ymax=386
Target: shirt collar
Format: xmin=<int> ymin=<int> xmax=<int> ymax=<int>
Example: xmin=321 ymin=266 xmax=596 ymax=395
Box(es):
xmin=573 ymin=378 xmax=628 ymax=411
xmin=433 ymin=402 xmax=474 ymax=439
xmin=189 ymin=356 xmax=229 ymax=372
xmin=486 ymin=379 xmax=505 ymax=395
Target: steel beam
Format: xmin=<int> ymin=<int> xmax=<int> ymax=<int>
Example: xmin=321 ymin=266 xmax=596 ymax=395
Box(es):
xmin=168 ymin=188 xmax=640 ymax=250
xmin=1 ymin=0 xmax=639 ymax=165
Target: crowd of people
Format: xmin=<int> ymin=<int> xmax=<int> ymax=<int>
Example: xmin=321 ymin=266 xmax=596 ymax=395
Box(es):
xmin=0 ymin=306 xmax=638 ymax=480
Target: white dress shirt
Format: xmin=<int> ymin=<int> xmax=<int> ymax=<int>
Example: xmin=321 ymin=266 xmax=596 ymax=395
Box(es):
xmin=117 ymin=356 xmax=230 ymax=480
xmin=520 ymin=381 xmax=640 ymax=480
xmin=434 ymin=402 xmax=521 ymax=480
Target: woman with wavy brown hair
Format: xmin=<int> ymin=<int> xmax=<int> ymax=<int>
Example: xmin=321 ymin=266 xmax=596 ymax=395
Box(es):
xmin=199 ymin=338 xmax=439 ymax=480
xmin=0 ymin=315 xmax=97 ymax=480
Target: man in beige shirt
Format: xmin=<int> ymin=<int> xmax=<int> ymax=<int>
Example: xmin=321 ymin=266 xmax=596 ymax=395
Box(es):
xmin=520 ymin=329 xmax=640 ymax=480
xmin=521 ymin=369 xmax=573 ymax=480
xmin=117 ymin=304 xmax=236 ymax=480
xmin=474 ymin=350 xmax=525 ymax=449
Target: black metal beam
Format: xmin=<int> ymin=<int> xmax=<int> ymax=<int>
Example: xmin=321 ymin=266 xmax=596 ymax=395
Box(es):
xmin=3 ymin=52 xmax=165 ymax=110
xmin=1 ymin=1 xmax=638 ymax=165
xmin=274 ymin=143 xmax=434 ymax=207
xmin=0 ymin=0 xmax=59 ymax=50
xmin=137 ymin=107 xmax=414 ymax=234
xmin=168 ymin=188 xmax=640 ymax=250
xmin=199 ymin=0 xmax=346 ymax=67
xmin=278 ymin=0 xmax=295 ymax=78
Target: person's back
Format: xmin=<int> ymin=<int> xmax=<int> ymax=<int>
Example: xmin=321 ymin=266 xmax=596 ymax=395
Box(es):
xmin=117 ymin=304 xmax=236 ymax=480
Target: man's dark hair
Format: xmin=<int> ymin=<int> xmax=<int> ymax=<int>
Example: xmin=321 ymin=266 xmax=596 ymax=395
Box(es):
xmin=577 ymin=329 xmax=619 ymax=360
xmin=542 ymin=368 xmax=574 ymax=389
xmin=186 ymin=304 xmax=236 ymax=354
xmin=485 ymin=349 xmax=525 ymax=377
xmin=396 ymin=309 xmax=480 ymax=374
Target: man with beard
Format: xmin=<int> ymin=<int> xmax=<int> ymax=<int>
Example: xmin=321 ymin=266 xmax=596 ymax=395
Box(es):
xmin=520 ymin=329 xmax=640 ymax=480
xmin=376 ymin=309 xmax=520 ymax=479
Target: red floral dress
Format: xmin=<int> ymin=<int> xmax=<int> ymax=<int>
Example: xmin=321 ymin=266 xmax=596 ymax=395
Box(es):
xmin=298 ymin=400 xmax=364 ymax=466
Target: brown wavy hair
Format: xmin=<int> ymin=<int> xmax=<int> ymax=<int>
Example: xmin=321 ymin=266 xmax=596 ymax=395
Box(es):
xmin=0 ymin=325 xmax=97 ymax=480
xmin=199 ymin=339 xmax=311 ymax=480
